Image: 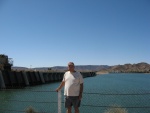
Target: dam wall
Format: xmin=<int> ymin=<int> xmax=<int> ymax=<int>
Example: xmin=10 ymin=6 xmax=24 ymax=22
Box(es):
xmin=0 ymin=70 xmax=96 ymax=89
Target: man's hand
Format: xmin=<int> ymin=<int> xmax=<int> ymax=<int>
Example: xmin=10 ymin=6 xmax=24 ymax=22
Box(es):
xmin=79 ymin=92 xmax=82 ymax=100
xmin=55 ymin=81 xmax=65 ymax=92
xmin=55 ymin=88 xmax=60 ymax=92
xmin=79 ymin=83 xmax=83 ymax=100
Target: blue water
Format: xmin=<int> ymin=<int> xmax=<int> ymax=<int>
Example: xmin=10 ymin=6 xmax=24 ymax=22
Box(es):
xmin=0 ymin=73 xmax=150 ymax=113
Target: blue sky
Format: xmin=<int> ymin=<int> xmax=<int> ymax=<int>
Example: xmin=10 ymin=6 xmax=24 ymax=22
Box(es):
xmin=0 ymin=0 xmax=150 ymax=68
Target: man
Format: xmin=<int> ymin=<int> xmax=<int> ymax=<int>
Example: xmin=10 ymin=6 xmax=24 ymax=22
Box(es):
xmin=56 ymin=62 xmax=84 ymax=113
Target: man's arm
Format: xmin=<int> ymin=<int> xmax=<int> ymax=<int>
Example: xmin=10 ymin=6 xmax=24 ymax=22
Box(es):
xmin=79 ymin=83 xmax=83 ymax=100
xmin=56 ymin=81 xmax=65 ymax=92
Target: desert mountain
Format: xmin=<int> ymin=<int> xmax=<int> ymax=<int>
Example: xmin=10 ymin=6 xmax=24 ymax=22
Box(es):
xmin=12 ymin=62 xmax=150 ymax=73
xmin=12 ymin=65 xmax=109 ymax=72
xmin=98 ymin=62 xmax=150 ymax=73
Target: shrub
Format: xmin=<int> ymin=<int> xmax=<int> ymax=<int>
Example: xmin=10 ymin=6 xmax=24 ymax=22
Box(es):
xmin=104 ymin=106 xmax=128 ymax=113
xmin=25 ymin=106 xmax=37 ymax=113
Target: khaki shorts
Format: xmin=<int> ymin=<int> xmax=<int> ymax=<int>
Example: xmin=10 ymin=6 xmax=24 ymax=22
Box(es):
xmin=65 ymin=96 xmax=81 ymax=108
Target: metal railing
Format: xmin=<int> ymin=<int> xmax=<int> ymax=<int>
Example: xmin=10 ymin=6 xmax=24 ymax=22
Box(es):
xmin=0 ymin=89 xmax=150 ymax=113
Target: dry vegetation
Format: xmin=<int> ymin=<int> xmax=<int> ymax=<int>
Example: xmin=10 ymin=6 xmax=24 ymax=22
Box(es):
xmin=104 ymin=106 xmax=128 ymax=113
xmin=25 ymin=106 xmax=37 ymax=113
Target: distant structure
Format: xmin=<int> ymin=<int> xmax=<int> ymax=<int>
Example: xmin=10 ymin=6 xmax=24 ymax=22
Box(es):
xmin=0 ymin=54 xmax=13 ymax=71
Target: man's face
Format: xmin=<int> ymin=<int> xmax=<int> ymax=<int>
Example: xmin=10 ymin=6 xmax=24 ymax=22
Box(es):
xmin=68 ymin=64 xmax=75 ymax=72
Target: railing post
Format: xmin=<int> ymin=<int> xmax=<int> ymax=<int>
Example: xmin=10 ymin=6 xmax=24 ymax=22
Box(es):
xmin=58 ymin=90 xmax=61 ymax=113
xmin=0 ymin=71 xmax=5 ymax=89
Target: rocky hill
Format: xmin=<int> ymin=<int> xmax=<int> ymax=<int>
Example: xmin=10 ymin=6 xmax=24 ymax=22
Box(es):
xmin=98 ymin=62 xmax=150 ymax=73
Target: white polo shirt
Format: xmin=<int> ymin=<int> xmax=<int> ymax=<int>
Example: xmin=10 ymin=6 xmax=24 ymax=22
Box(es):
xmin=62 ymin=71 xmax=83 ymax=96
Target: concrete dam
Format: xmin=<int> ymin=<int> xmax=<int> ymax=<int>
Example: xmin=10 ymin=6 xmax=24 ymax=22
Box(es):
xmin=0 ymin=70 xmax=96 ymax=89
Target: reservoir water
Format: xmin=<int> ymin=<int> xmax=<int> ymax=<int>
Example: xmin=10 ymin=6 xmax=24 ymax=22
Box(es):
xmin=0 ymin=73 xmax=150 ymax=113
